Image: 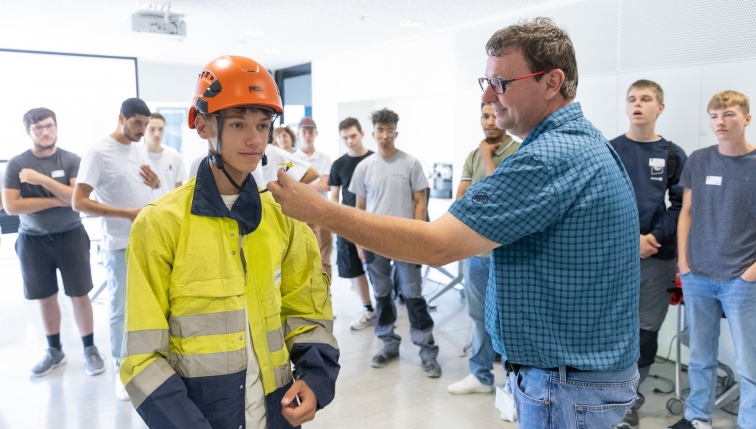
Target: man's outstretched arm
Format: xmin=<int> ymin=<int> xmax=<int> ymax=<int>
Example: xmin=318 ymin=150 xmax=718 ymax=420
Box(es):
xmin=268 ymin=170 xmax=498 ymax=266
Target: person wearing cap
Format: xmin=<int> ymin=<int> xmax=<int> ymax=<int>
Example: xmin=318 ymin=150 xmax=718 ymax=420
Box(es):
xmin=293 ymin=117 xmax=334 ymax=280
xmin=119 ymin=55 xmax=339 ymax=429
xmin=72 ymin=98 xmax=161 ymax=400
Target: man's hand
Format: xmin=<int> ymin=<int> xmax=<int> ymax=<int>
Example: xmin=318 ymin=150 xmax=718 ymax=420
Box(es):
xmin=356 ymin=244 xmax=366 ymax=262
xmin=19 ymin=169 xmax=48 ymax=186
xmin=281 ymin=380 xmax=317 ymax=426
xmin=268 ymin=169 xmax=329 ymax=223
xmin=740 ymin=263 xmax=756 ymax=282
xmin=478 ymin=140 xmax=501 ymax=158
xmin=640 ymin=234 xmax=661 ymax=259
xmin=124 ymin=208 xmax=142 ymax=223
xmin=140 ymin=165 xmax=161 ymax=189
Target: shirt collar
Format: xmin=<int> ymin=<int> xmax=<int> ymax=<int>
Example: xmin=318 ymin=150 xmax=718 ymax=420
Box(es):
xmin=521 ymin=102 xmax=584 ymax=148
xmin=494 ymin=135 xmax=515 ymax=156
xmin=190 ymin=157 xmax=262 ymax=236
xmin=296 ymin=148 xmax=320 ymax=161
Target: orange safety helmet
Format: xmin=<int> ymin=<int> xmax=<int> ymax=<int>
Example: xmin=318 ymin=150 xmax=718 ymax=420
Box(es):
xmin=188 ymin=55 xmax=283 ymax=129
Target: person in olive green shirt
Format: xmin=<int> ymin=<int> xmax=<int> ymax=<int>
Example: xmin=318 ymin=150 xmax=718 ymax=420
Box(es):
xmin=448 ymin=103 xmax=520 ymax=395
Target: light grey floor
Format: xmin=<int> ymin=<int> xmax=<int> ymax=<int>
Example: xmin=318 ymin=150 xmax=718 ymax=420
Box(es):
xmin=0 ymin=233 xmax=740 ymax=429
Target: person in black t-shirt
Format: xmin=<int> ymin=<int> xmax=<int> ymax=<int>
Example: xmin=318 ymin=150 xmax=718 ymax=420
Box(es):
xmin=328 ymin=118 xmax=375 ymax=331
xmin=610 ymin=80 xmax=687 ymax=429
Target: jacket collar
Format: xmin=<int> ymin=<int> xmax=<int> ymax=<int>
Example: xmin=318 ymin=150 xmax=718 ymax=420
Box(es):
xmin=190 ymin=157 xmax=262 ymax=236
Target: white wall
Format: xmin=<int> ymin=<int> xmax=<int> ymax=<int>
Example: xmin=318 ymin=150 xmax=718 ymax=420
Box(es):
xmin=312 ymin=0 xmax=756 ymax=374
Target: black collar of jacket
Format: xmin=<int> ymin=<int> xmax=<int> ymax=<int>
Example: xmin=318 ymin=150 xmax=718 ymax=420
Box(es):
xmin=190 ymin=157 xmax=262 ymax=236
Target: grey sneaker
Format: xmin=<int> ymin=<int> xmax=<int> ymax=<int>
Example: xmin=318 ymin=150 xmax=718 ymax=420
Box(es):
xmin=83 ymin=345 xmax=105 ymax=376
xmin=371 ymin=350 xmax=399 ymax=368
xmin=31 ymin=347 xmax=67 ymax=377
xmin=422 ymin=358 xmax=442 ymax=378
xmin=615 ymin=407 xmax=639 ymax=429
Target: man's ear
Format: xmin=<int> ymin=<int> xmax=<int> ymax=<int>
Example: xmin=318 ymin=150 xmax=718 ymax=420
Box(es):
xmin=118 ymin=113 xmax=126 ymax=125
xmin=543 ymin=69 xmax=566 ymax=101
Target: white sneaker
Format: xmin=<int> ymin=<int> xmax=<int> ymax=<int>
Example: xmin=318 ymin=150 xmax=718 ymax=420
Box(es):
xmin=447 ymin=374 xmax=494 ymax=395
xmin=350 ymin=310 xmax=377 ymax=331
xmin=115 ymin=374 xmax=129 ymax=401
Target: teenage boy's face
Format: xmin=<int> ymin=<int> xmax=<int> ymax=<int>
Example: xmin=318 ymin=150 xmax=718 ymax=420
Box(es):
xmin=146 ymin=118 xmax=165 ymax=145
xmin=340 ymin=126 xmax=364 ymax=151
xmin=299 ymin=127 xmax=317 ymax=146
xmin=709 ymin=105 xmax=751 ymax=142
xmin=372 ymin=122 xmax=398 ymax=150
xmin=626 ymin=87 xmax=664 ymax=126
xmin=27 ymin=116 xmax=58 ymax=149
xmin=197 ymin=108 xmax=272 ymax=174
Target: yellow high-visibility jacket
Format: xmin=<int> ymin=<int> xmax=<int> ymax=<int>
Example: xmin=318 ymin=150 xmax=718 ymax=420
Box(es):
xmin=120 ymin=160 xmax=340 ymax=429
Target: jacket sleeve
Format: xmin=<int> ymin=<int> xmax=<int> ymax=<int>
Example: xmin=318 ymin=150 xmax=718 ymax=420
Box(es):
xmin=121 ymin=208 xmax=212 ymax=429
xmin=280 ymin=220 xmax=340 ymax=409
xmin=650 ymin=144 xmax=688 ymax=244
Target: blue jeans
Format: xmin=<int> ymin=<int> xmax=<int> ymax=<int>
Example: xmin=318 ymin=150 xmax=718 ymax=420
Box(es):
xmin=464 ymin=256 xmax=496 ymax=386
xmin=510 ymin=364 xmax=638 ymax=429
xmin=104 ymin=249 xmax=128 ymax=368
xmin=681 ymin=272 xmax=756 ymax=428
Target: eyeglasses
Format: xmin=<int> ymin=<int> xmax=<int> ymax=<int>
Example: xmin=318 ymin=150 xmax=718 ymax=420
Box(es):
xmin=30 ymin=123 xmax=57 ymax=133
xmin=478 ymin=71 xmax=546 ymax=94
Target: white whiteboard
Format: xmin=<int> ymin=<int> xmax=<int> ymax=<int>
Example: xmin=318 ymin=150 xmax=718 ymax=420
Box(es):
xmin=0 ymin=50 xmax=138 ymax=161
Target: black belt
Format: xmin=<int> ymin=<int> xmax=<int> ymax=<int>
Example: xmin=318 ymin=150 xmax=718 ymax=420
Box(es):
xmin=504 ymin=361 xmax=587 ymax=374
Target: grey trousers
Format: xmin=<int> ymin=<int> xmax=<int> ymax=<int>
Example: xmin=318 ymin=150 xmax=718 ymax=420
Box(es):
xmin=365 ymin=251 xmax=439 ymax=361
xmin=634 ymin=257 xmax=677 ymax=409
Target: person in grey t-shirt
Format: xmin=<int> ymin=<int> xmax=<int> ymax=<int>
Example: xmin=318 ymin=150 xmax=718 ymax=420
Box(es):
xmin=348 ymin=108 xmax=441 ymax=378
xmin=673 ymin=91 xmax=756 ymax=429
xmin=1 ymin=107 xmax=104 ymax=378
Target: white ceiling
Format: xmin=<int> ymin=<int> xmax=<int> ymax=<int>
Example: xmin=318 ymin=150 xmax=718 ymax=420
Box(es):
xmin=0 ymin=0 xmax=553 ymax=70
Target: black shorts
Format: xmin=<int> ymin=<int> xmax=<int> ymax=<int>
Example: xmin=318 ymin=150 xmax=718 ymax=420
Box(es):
xmin=336 ymin=235 xmax=365 ymax=279
xmin=15 ymin=225 xmax=94 ymax=300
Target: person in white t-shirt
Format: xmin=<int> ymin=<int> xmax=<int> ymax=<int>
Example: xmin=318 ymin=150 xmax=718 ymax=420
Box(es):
xmin=292 ymin=117 xmax=334 ymax=279
xmin=72 ymin=98 xmax=161 ymax=401
xmin=145 ymin=112 xmax=187 ymax=199
xmin=189 ymin=143 xmax=318 ymax=186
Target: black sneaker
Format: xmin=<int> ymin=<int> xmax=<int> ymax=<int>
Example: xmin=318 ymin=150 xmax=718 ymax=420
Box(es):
xmin=667 ymin=418 xmax=711 ymax=429
xmin=371 ymin=350 xmax=399 ymax=368
xmin=615 ymin=407 xmax=638 ymax=429
xmin=31 ymin=347 xmax=67 ymax=377
xmin=422 ymin=358 xmax=442 ymax=378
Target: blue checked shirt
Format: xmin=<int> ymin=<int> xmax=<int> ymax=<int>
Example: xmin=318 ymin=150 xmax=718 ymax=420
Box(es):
xmin=449 ymin=103 xmax=640 ymax=371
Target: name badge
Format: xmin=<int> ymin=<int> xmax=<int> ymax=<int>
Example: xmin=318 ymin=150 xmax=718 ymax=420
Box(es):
xmin=706 ymin=176 xmax=722 ymax=186
xmin=51 ymin=170 xmax=65 ymax=178
xmin=649 ymin=158 xmax=666 ymax=168
xmin=496 ymin=385 xmax=517 ymax=422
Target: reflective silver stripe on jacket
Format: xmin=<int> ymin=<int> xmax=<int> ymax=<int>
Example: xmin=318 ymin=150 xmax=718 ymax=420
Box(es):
xmin=125 ymin=358 xmax=174 ymax=409
xmin=284 ymin=317 xmax=338 ymax=350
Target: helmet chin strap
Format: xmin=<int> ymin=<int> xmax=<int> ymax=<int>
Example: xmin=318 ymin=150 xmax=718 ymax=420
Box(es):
xmin=207 ymin=114 xmax=273 ymax=193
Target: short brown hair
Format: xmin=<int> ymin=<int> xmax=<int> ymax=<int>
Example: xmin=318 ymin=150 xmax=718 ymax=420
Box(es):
xmin=628 ymin=80 xmax=664 ymax=104
xmin=150 ymin=112 xmax=166 ymax=123
xmin=273 ymin=126 xmax=296 ymax=144
xmin=371 ymin=108 xmax=399 ymax=126
xmin=23 ymin=107 xmax=57 ymax=130
xmin=339 ymin=117 xmax=362 ymax=133
xmin=707 ymin=90 xmax=750 ymax=115
xmin=485 ymin=17 xmax=578 ymax=100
